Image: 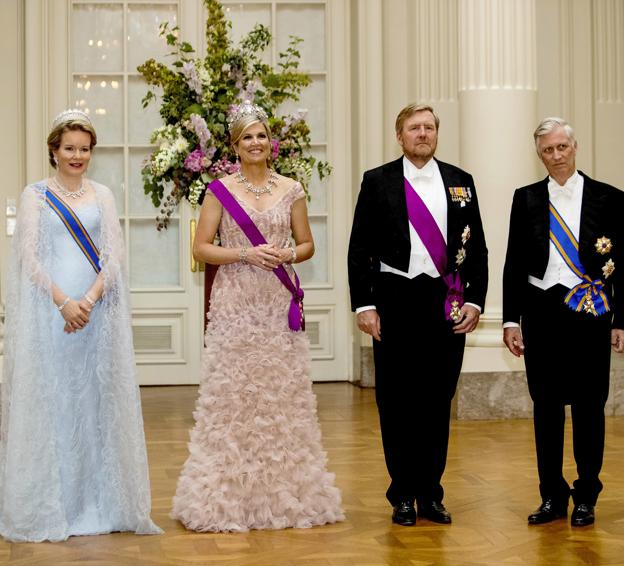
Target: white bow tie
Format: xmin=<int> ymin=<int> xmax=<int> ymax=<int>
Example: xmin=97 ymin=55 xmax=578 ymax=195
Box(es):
xmin=551 ymin=182 xmax=575 ymax=198
xmin=412 ymin=168 xmax=433 ymax=180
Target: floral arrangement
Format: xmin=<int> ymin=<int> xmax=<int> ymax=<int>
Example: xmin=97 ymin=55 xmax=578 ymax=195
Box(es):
xmin=137 ymin=0 xmax=331 ymax=229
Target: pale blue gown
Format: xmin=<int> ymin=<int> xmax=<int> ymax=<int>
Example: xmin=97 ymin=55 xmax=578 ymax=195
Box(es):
xmin=0 ymin=181 xmax=160 ymax=542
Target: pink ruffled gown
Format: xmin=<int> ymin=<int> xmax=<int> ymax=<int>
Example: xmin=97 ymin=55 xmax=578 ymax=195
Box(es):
xmin=171 ymin=183 xmax=344 ymax=532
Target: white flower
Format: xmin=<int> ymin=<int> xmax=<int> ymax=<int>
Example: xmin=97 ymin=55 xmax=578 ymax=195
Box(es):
xmin=173 ymin=137 xmax=189 ymax=152
xmin=188 ymin=179 xmax=204 ymax=208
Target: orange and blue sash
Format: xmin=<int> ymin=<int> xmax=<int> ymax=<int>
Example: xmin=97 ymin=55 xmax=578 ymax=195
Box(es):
xmin=549 ymin=202 xmax=609 ymax=316
xmin=45 ymin=190 xmax=101 ymax=273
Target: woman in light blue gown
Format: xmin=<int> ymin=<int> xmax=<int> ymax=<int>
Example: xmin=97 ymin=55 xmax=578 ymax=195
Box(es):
xmin=0 ymin=110 xmax=161 ymax=542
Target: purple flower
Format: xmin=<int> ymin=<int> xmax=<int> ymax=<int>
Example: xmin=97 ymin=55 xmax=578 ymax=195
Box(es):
xmin=184 ymin=148 xmax=207 ymax=172
xmin=182 ymin=61 xmax=203 ymax=96
xmin=208 ymin=157 xmax=240 ymax=177
xmin=271 ymin=139 xmax=280 ymax=160
xmin=189 ymin=114 xmax=211 ymax=152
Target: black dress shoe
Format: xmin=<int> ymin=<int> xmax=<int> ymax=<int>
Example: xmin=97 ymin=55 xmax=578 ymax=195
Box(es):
xmin=417 ymin=501 xmax=452 ymax=524
xmin=527 ymin=499 xmax=568 ymax=524
xmin=392 ymin=501 xmax=416 ymax=526
xmin=571 ymin=503 xmax=595 ymax=527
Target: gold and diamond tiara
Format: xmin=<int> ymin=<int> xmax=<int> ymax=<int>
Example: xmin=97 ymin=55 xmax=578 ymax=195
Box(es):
xmin=226 ymin=100 xmax=268 ymax=133
xmin=52 ymin=109 xmax=92 ymax=129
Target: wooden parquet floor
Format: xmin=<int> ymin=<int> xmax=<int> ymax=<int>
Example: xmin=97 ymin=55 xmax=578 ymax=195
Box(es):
xmin=2 ymin=383 xmax=624 ymax=565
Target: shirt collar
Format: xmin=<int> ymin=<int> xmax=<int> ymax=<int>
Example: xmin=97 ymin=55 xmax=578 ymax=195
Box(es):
xmin=403 ymin=156 xmax=436 ymax=180
xmin=548 ymin=170 xmax=580 ymax=196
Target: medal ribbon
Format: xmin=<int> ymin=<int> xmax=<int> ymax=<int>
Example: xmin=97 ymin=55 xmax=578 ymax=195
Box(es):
xmin=208 ymin=179 xmax=304 ymax=332
xmin=404 ymin=178 xmax=464 ymax=321
xmin=45 ymin=189 xmax=101 ymax=273
xmin=549 ymin=202 xmax=609 ymax=316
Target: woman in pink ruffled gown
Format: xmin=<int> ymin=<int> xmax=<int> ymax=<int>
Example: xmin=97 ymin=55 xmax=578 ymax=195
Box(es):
xmin=171 ymin=101 xmax=344 ymax=532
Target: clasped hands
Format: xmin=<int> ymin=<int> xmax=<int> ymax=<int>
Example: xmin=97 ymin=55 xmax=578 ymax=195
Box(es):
xmin=61 ymin=297 xmax=93 ymax=334
xmin=245 ymin=243 xmax=292 ymax=271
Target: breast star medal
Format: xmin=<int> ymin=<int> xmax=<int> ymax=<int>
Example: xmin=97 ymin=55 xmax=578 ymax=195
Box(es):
xmin=461 ymin=225 xmax=471 ymax=245
xmin=455 ymin=247 xmax=466 ymax=266
xmin=595 ymin=236 xmax=612 ymax=255
xmin=602 ymin=259 xmax=615 ymax=279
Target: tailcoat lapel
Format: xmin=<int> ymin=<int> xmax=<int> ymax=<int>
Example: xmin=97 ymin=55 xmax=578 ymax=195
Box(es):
xmin=384 ymin=157 xmax=410 ymax=246
xmin=437 ymin=159 xmax=461 ymax=253
xmin=527 ymin=177 xmax=550 ymax=254
xmin=578 ymin=171 xmax=606 ymax=254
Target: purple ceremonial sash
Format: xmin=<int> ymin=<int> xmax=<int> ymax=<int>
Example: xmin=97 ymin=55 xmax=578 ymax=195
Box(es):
xmin=404 ymin=178 xmax=464 ymax=321
xmin=208 ymin=179 xmax=304 ymax=332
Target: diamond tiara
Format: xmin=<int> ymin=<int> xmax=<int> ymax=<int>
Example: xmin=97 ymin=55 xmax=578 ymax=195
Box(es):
xmin=226 ymin=100 xmax=268 ymax=133
xmin=52 ymin=109 xmax=92 ymax=129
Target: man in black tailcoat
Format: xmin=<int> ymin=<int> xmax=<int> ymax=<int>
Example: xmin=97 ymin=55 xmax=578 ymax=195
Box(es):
xmin=348 ymin=104 xmax=488 ymax=526
xmin=503 ymin=117 xmax=624 ymax=527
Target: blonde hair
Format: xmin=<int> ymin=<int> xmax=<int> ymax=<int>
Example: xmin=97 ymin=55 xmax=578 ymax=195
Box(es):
xmin=395 ymin=103 xmax=440 ymax=133
xmin=229 ymin=114 xmax=272 ymax=146
xmin=47 ymin=120 xmax=97 ymax=168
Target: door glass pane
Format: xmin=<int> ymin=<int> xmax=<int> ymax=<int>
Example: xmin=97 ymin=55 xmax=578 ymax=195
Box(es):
xmin=297 ymin=216 xmax=327 ymax=284
xmin=89 ymin=147 xmax=125 ymax=213
xmin=72 ymin=4 xmax=123 ymax=72
xmin=276 ymin=4 xmax=325 ymax=71
xmin=306 ymin=146 xmax=328 ymax=215
xmin=279 ymin=77 xmax=326 ymax=143
xmin=72 ymin=75 xmax=124 ymax=144
xmin=129 ymin=219 xmax=180 ymax=287
xmin=224 ymin=3 xmax=271 ymax=41
xmin=128 ymin=77 xmax=162 ymax=145
xmin=129 ymin=148 xmax=158 ymax=215
xmin=127 ymin=3 xmax=178 ymax=71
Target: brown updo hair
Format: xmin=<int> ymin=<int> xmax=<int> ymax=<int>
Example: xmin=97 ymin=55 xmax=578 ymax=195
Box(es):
xmin=47 ymin=120 xmax=98 ymax=169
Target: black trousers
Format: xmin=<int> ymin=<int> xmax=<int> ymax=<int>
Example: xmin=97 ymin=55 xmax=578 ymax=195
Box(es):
xmin=372 ymin=273 xmax=465 ymax=505
xmin=522 ymin=284 xmax=612 ymax=505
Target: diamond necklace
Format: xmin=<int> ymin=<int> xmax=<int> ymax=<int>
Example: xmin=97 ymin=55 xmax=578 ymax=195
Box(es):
xmin=236 ymin=169 xmax=278 ymax=200
xmin=51 ymin=176 xmax=86 ymax=199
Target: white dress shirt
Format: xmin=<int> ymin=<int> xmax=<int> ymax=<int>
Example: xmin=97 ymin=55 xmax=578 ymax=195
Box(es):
xmin=503 ymin=171 xmax=584 ymax=328
xmin=378 ymin=157 xmax=447 ymax=279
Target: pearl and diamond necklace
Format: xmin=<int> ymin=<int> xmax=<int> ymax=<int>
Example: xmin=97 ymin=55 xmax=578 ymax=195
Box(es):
xmin=236 ymin=170 xmax=278 ymax=200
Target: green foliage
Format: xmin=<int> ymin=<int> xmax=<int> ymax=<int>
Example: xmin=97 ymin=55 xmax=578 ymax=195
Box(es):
xmin=137 ymin=0 xmax=330 ymax=228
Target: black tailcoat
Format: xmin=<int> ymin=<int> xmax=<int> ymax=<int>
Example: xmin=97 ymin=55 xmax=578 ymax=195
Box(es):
xmin=502 ymin=171 xmax=624 ymax=505
xmin=347 ymin=156 xmax=488 ymax=504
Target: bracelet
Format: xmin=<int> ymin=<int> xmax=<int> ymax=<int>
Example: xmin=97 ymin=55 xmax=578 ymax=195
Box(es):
xmin=287 ymin=246 xmax=297 ymax=264
xmin=239 ymin=247 xmax=248 ymax=264
xmin=57 ymin=297 xmax=70 ymax=312
xmin=84 ymin=294 xmax=96 ymax=307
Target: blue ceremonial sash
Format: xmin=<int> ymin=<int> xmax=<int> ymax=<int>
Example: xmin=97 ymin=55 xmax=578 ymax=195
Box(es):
xmin=45 ymin=190 xmax=101 ymax=273
xmin=549 ymin=203 xmax=609 ymax=316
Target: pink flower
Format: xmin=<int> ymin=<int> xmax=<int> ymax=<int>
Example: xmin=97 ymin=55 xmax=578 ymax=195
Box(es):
xmin=271 ymin=139 xmax=280 ymax=160
xmin=208 ymin=157 xmax=240 ymax=177
xmin=184 ymin=148 xmax=207 ymax=172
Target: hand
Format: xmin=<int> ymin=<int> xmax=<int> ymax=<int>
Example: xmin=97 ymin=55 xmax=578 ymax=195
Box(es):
xmin=611 ymin=329 xmax=624 ymax=353
xmin=245 ymin=244 xmax=282 ymax=271
xmin=452 ymin=304 xmax=480 ymax=334
xmin=357 ymin=309 xmax=381 ymax=341
xmin=503 ymin=326 xmax=525 ymax=357
xmin=60 ymin=298 xmax=90 ymax=331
